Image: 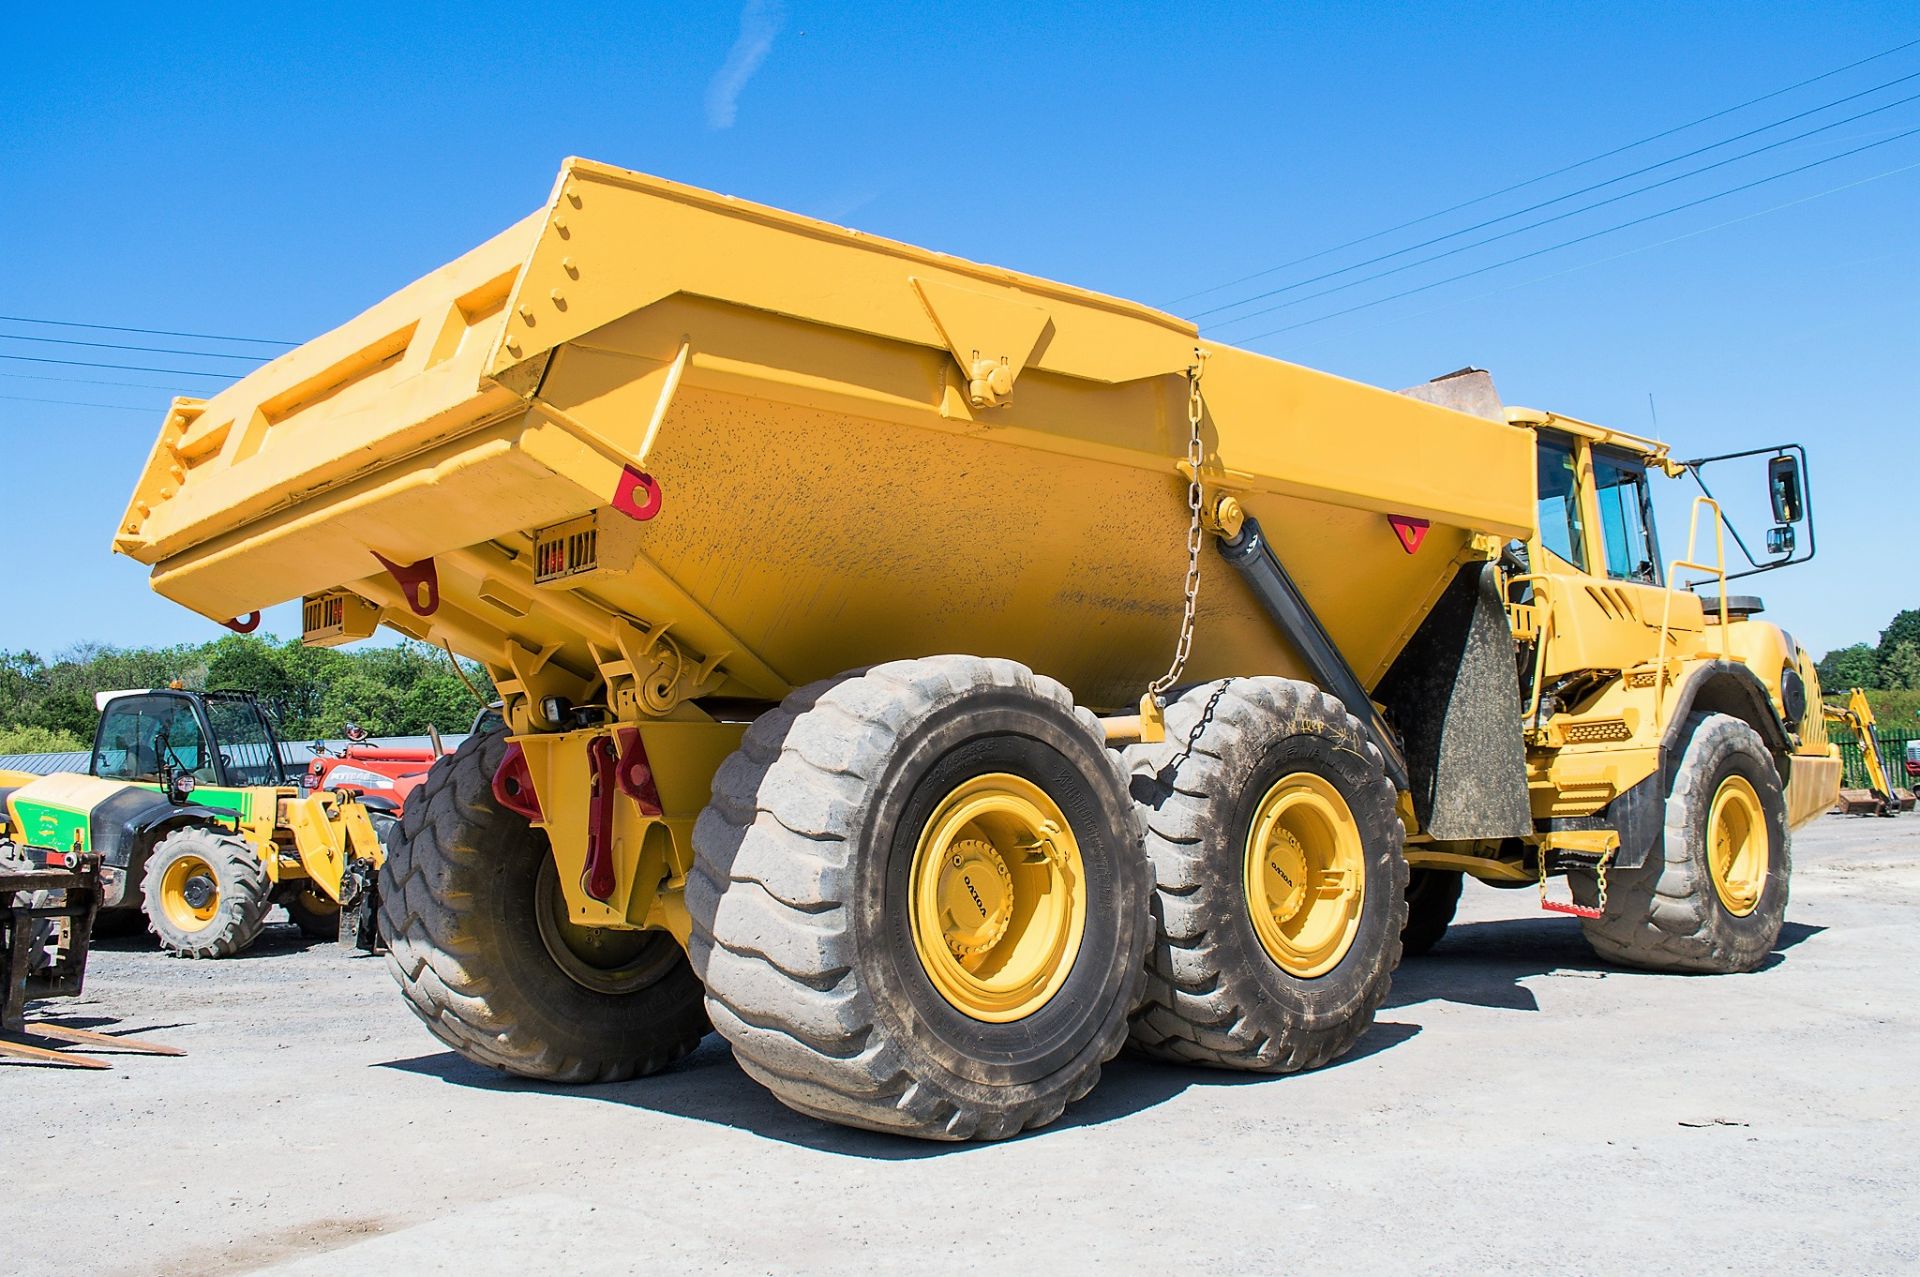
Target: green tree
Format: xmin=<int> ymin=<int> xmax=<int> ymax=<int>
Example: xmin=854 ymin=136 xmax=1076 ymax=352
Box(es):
xmin=1877 ymin=609 xmax=1920 ymax=670
xmin=1816 ymin=643 xmax=1880 ymax=691
xmin=1882 ymin=640 xmax=1920 ymax=692
xmin=0 ymin=724 xmax=86 ymax=753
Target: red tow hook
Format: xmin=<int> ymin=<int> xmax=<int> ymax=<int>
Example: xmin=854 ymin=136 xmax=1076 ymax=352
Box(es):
xmin=581 ymin=736 xmax=620 ymax=903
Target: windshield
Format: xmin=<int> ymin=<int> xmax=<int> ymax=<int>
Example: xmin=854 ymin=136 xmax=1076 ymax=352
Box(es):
xmin=94 ymin=695 xmax=213 ymax=783
xmin=1594 ymin=450 xmax=1662 ymax=584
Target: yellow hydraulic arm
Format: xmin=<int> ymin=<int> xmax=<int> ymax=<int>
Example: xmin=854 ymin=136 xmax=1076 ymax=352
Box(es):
xmin=1825 ymin=688 xmax=1901 ymax=817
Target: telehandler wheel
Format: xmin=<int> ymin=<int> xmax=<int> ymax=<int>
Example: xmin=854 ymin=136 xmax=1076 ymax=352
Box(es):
xmin=284 ymin=888 xmax=341 ymax=940
xmin=687 ymin=656 xmax=1151 ymax=1141
xmin=140 ymin=826 xmax=271 ymax=958
xmin=1400 ymin=868 xmax=1463 ymax=958
xmin=1577 ymin=713 xmax=1789 ymax=974
xmin=378 ymin=730 xmax=709 ymax=1083
xmin=1123 ymin=678 xmax=1406 ymax=1072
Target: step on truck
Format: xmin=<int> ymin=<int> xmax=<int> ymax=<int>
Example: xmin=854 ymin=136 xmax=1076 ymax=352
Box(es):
xmin=0 ymin=688 xmax=389 ymax=956
xmin=112 ymin=159 xmax=1842 ymax=1139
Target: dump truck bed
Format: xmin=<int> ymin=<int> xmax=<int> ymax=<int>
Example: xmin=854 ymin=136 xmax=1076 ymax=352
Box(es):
xmin=117 ymin=159 xmax=1532 ymax=708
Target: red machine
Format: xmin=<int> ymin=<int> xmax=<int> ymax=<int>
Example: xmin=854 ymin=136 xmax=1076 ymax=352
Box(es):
xmin=304 ymin=725 xmax=440 ymax=815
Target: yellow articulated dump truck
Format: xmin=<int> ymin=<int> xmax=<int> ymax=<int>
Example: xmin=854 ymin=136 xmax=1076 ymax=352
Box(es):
xmin=113 ymin=158 xmax=1840 ymax=1139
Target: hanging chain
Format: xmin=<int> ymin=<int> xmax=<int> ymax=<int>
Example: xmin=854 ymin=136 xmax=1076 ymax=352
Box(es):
xmin=1149 ymin=350 xmax=1210 ymax=698
xmin=1164 ymin=678 xmax=1235 ymax=774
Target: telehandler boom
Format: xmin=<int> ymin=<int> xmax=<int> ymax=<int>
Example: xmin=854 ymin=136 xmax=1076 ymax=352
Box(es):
xmin=114 ymin=159 xmax=1841 ymax=1137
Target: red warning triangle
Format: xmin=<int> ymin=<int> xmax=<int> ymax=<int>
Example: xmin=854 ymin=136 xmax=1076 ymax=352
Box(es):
xmin=1389 ymin=515 xmax=1430 ymax=555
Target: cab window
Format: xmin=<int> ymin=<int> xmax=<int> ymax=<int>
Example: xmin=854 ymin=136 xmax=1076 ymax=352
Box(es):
xmin=94 ymin=696 xmax=214 ymax=783
xmin=1594 ymin=451 xmax=1661 ymax=584
xmin=1535 ymin=432 xmax=1586 ymax=570
xmin=204 ymin=697 xmax=284 ymax=787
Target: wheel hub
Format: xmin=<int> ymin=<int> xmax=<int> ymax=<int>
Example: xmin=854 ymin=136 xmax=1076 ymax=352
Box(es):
xmin=1706 ymin=774 xmax=1767 ymax=917
xmin=1243 ymin=772 xmax=1366 ymax=979
xmin=909 ymin=773 xmax=1087 ymax=1024
xmin=935 ymin=838 xmax=1014 ymax=956
xmin=181 ymin=875 xmax=216 ymax=911
xmin=159 ymin=853 xmax=221 ymax=931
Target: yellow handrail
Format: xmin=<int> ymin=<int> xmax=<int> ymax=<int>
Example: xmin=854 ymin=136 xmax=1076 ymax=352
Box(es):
xmin=1655 ymin=496 xmax=1729 ymax=716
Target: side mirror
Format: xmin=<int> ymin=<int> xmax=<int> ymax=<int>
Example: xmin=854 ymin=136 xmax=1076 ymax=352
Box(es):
xmin=1766 ymin=525 xmax=1796 ymax=557
xmin=1768 ymin=454 xmax=1803 ymax=524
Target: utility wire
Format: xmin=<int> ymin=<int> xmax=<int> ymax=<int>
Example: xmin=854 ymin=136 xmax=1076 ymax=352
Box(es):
xmin=1208 ymin=92 xmax=1920 ymax=331
xmin=0 ymin=393 xmax=158 ymax=414
xmin=0 ymin=353 xmax=243 ymax=379
xmin=1279 ymin=158 xmax=1920 ymax=353
xmin=0 ymin=370 xmax=196 ymax=392
xmin=1161 ymin=35 xmax=1920 ymax=307
xmin=1234 ymin=123 xmax=1920 ymax=344
xmin=0 ymin=313 xmax=297 ymax=347
xmin=0 ymin=332 xmax=270 ymax=363
xmin=1190 ymin=68 xmax=1920 ymax=321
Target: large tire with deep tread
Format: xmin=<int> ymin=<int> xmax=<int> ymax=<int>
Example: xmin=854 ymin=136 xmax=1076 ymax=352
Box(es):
xmin=1123 ymin=678 xmax=1407 ymax=1071
xmin=140 ymin=826 xmax=271 ymax=958
xmin=377 ymin=729 xmax=709 ymax=1082
xmin=1401 ymin=868 xmax=1463 ymax=958
xmin=687 ymin=656 xmax=1151 ymax=1141
xmin=1578 ymin=713 xmax=1789 ymax=973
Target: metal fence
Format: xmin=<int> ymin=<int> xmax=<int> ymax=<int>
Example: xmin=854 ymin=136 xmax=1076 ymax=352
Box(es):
xmin=1838 ymin=728 xmax=1920 ymax=792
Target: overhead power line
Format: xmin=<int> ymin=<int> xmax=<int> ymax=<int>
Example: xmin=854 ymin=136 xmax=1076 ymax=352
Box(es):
xmin=0 ymin=393 xmax=158 ymax=414
xmin=1234 ymin=123 xmax=1920 ymax=345
xmin=1190 ymin=67 xmax=1920 ymax=321
xmin=1162 ymin=34 xmax=1920 ymax=307
xmin=0 ymin=369 xmax=196 ymax=392
xmin=1281 ymin=157 xmax=1920 ymax=353
xmin=0 ymin=353 xmax=243 ymax=379
xmin=0 ymin=313 xmax=297 ymax=347
xmin=0 ymin=332 xmax=269 ymax=362
xmin=1206 ymin=91 xmax=1920 ymax=331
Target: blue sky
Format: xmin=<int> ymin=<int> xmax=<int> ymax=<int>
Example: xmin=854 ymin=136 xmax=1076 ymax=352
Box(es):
xmin=1 ymin=1 xmax=1914 ymax=658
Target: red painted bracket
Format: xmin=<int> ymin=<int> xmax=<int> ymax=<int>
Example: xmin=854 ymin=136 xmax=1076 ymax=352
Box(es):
xmin=221 ymin=613 xmax=261 ymax=634
xmin=612 ymin=465 xmax=663 ymax=522
xmin=582 ymin=736 xmax=619 ymax=902
xmin=1388 ymin=515 xmax=1430 ymax=555
xmin=491 ymin=743 xmax=543 ymax=821
xmin=613 ymin=727 xmax=664 ymax=817
xmin=371 ymin=551 xmax=440 ymax=617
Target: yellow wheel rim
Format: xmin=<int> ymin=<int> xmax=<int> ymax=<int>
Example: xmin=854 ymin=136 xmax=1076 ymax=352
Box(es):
xmin=1243 ymin=772 xmax=1365 ymax=978
xmin=159 ymin=854 xmax=220 ymax=932
xmin=909 ymin=773 xmax=1087 ymax=1023
xmin=1707 ymin=774 xmax=1767 ymax=917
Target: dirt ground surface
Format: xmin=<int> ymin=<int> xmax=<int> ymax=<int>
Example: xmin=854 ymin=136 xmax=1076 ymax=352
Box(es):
xmin=6 ymin=814 xmax=1917 ymax=1276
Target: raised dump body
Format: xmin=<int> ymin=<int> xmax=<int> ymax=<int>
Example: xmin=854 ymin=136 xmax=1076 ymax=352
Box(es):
xmin=117 ymin=159 xmax=1833 ymax=1142
xmin=117 ymin=159 xmax=1531 ymax=713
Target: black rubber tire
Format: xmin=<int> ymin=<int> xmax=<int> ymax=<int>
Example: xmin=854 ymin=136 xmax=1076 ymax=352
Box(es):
xmin=1401 ymin=868 xmax=1463 ymax=958
xmin=285 ymin=888 xmax=341 ymax=940
xmin=377 ymin=729 xmax=709 ymax=1082
xmin=687 ymin=656 xmax=1151 ymax=1141
xmin=140 ymin=826 xmax=271 ymax=958
xmin=1578 ymin=713 xmax=1789 ymax=973
xmin=1123 ymin=678 xmax=1407 ymax=1071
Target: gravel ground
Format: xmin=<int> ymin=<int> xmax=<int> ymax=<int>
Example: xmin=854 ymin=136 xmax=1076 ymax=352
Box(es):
xmin=5 ymin=814 xmax=1917 ymax=1276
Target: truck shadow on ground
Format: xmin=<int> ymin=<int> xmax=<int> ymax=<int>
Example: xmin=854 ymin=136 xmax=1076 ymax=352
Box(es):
xmin=1388 ymin=916 xmax=1826 ymax=1013
xmin=379 ymin=1018 xmax=1422 ymax=1161
xmin=376 ymin=916 xmax=1820 ymax=1158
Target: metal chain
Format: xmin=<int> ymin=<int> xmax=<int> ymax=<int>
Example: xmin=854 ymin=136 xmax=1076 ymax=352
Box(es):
xmin=1149 ymin=350 xmax=1209 ymax=698
xmin=1165 ymin=678 xmax=1235 ymax=774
